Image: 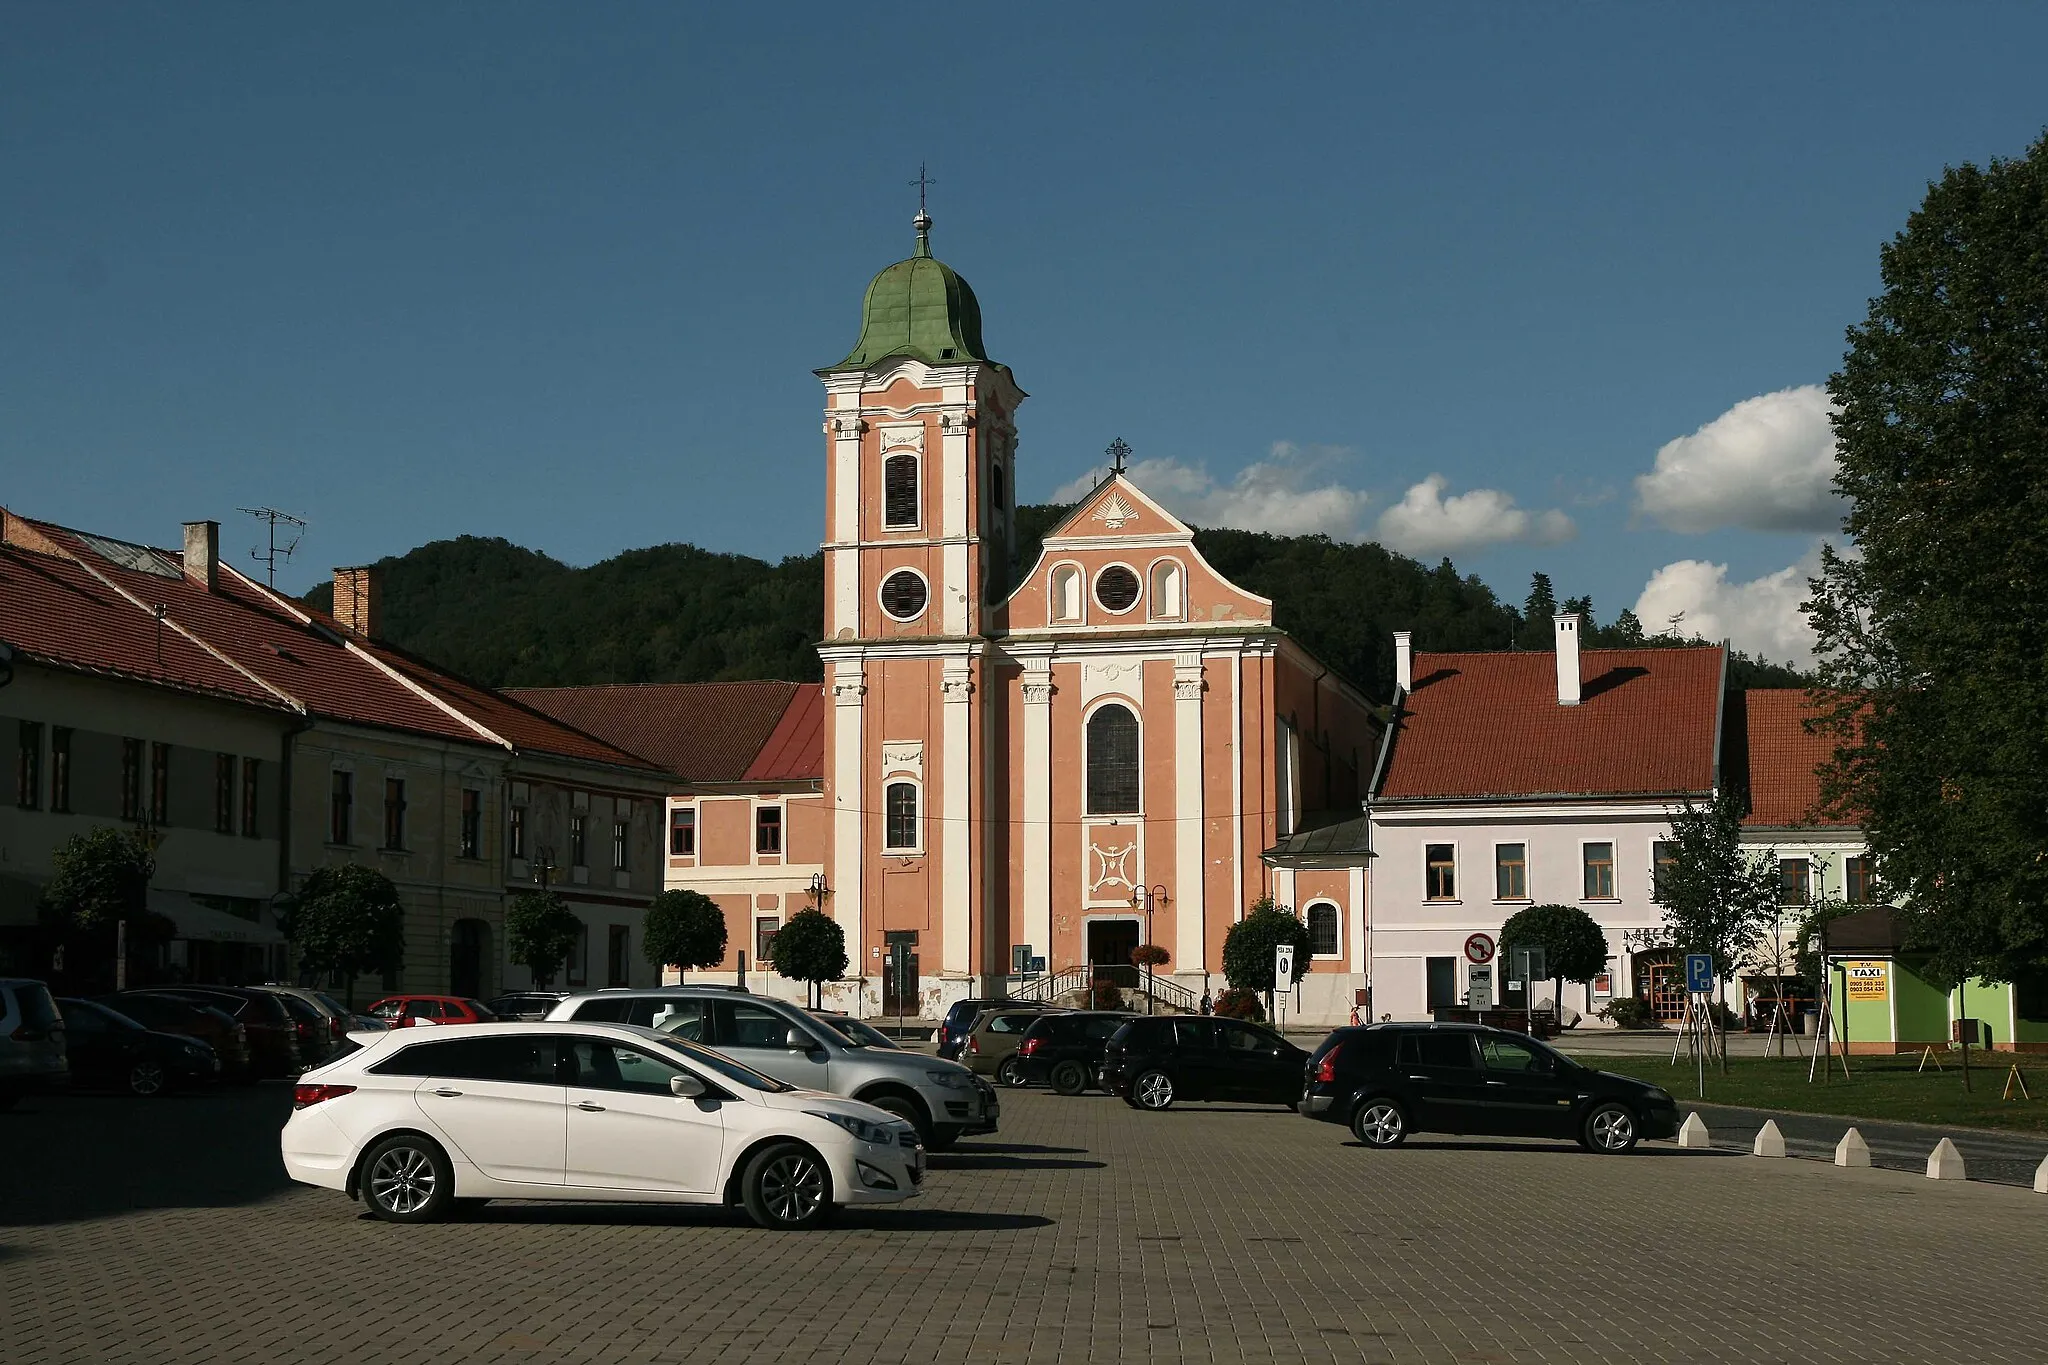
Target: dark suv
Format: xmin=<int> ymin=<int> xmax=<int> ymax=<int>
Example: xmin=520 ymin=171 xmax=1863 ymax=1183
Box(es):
xmin=1099 ymin=1015 xmax=1307 ymax=1109
xmin=1015 ymin=1011 xmax=1134 ymax=1094
xmin=1299 ymin=1023 xmax=1679 ymax=1153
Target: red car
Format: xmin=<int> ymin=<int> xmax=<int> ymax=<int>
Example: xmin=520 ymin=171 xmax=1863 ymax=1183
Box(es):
xmin=365 ymin=995 xmax=498 ymax=1028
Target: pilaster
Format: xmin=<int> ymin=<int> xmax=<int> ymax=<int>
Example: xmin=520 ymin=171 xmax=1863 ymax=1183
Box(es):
xmin=940 ymin=661 xmax=975 ymax=975
xmin=1173 ymin=652 xmax=1206 ymax=972
xmin=829 ymin=666 xmax=866 ymax=957
xmin=1021 ymin=658 xmax=1054 ymax=970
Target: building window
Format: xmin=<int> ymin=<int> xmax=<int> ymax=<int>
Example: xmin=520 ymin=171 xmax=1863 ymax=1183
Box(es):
xmin=241 ymin=759 xmax=260 ymax=837
xmin=1148 ymin=560 xmax=1184 ymax=620
xmin=1778 ymin=857 xmax=1810 ymax=907
xmin=1846 ymin=856 xmax=1876 ymax=905
xmin=382 ymin=778 xmax=407 ymax=851
xmin=612 ymin=821 xmax=629 ymax=871
xmin=150 ymin=743 xmax=171 ymax=824
xmin=1652 ymin=840 xmax=1679 ymax=902
xmin=1495 ymin=844 xmax=1527 ymax=900
xmin=1425 ymin=844 xmax=1457 ymax=901
xmin=1582 ymin=842 xmax=1616 ymax=899
xmin=50 ymin=727 xmax=72 ymax=813
xmin=1094 ymin=565 xmax=1141 ymax=613
xmin=607 ymin=925 xmax=630 ymax=989
xmin=459 ymin=789 xmax=482 ymax=859
xmin=330 ymin=770 xmax=353 ymax=844
xmin=756 ymin=805 xmax=783 ymax=855
xmin=121 ymin=739 xmax=143 ymax=820
xmin=1306 ymin=902 xmax=1340 ymax=957
xmin=567 ymin=922 xmax=590 ymax=988
xmin=669 ymin=806 xmax=696 ymax=856
xmin=883 ymin=452 xmax=919 ymax=528
xmin=215 ymin=754 xmax=236 ymax=834
xmin=569 ymin=813 xmax=587 ymax=868
xmin=756 ymin=915 xmax=781 ymax=962
xmin=1049 ymin=564 xmax=1081 ymax=622
xmin=16 ymin=721 xmax=42 ymax=810
xmin=509 ymin=803 xmax=527 ymax=860
xmin=884 ymin=781 xmax=919 ymax=851
xmin=1085 ymin=704 xmax=1141 ymax=815
xmin=879 ymin=569 xmax=928 ymax=622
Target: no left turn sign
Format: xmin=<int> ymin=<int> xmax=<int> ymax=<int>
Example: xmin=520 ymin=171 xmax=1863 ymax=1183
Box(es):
xmin=1464 ymin=933 xmax=1496 ymax=965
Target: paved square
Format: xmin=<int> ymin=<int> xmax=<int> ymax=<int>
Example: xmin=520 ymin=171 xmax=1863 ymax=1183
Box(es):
xmin=4 ymin=1083 xmax=2045 ymax=1364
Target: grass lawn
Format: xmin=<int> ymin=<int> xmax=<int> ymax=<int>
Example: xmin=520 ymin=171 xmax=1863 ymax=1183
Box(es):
xmin=1578 ymin=1051 xmax=2048 ymax=1134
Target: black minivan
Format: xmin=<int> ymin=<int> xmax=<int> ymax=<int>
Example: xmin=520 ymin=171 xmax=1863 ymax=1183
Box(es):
xmin=1100 ymin=1015 xmax=1309 ymax=1110
xmin=1299 ymin=1023 xmax=1679 ymax=1153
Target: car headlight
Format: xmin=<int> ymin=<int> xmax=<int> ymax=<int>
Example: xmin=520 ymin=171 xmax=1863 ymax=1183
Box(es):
xmin=806 ymin=1110 xmax=896 ymax=1145
xmin=924 ymin=1068 xmax=972 ymax=1090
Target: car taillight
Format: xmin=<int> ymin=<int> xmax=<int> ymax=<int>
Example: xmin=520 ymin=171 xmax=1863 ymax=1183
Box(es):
xmin=12 ymin=1026 xmax=47 ymax=1042
xmin=1019 ymin=1037 xmax=1041 ymax=1057
xmin=966 ymin=1036 xmax=980 ymax=1054
xmin=329 ymin=1017 xmax=343 ymax=1036
xmin=295 ymin=1021 xmax=313 ymax=1040
xmin=1314 ymin=1044 xmax=1343 ymax=1084
xmin=292 ymin=1083 xmax=356 ymax=1109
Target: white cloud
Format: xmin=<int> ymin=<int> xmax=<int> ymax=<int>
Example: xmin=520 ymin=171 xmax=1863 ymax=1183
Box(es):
xmin=1052 ymin=442 xmax=1373 ymax=540
xmin=1632 ymin=541 xmax=1824 ymax=667
xmin=1372 ymin=475 xmax=1576 ymax=558
xmin=1635 ymin=384 xmax=1845 ymax=534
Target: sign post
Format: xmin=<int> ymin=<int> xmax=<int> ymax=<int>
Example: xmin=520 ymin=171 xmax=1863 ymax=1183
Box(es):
xmin=1273 ymin=944 xmax=1295 ymax=1032
xmin=1684 ymin=953 xmax=1714 ymax=1097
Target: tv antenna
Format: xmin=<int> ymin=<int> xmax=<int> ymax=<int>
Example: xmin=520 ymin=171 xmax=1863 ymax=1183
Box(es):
xmin=238 ymin=507 xmax=307 ymax=587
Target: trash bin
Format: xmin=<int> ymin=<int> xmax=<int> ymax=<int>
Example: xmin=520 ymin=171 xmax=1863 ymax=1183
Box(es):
xmin=1799 ymin=1009 xmax=1818 ymax=1036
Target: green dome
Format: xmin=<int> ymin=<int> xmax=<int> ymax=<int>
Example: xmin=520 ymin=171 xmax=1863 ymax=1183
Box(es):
xmin=825 ymin=215 xmax=994 ymax=371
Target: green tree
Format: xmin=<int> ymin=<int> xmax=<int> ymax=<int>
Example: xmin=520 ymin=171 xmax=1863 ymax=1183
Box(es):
xmin=1656 ymin=790 xmax=1781 ymax=1068
xmin=39 ymin=826 xmax=154 ymax=930
xmin=282 ymin=864 xmax=406 ymax=1007
xmin=1498 ymin=903 xmax=1610 ymax=1019
xmin=641 ymin=889 xmax=727 ymax=981
xmin=1221 ymin=897 xmax=1311 ymax=1017
xmin=1519 ymin=572 xmax=1557 ymax=649
xmin=505 ymin=890 xmax=582 ymax=989
xmin=768 ymin=908 xmax=847 ymax=1007
xmin=1611 ymin=609 xmax=1646 ymax=645
xmin=1809 ymin=131 xmax=2048 ymax=988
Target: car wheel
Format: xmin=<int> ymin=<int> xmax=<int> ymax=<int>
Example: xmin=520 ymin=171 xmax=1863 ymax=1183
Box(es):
xmin=1582 ymin=1102 xmax=1639 ymax=1154
xmin=361 ymin=1135 xmax=455 ymax=1223
xmin=127 ymin=1060 xmax=170 ymax=1098
xmin=741 ymin=1142 xmax=833 ymax=1230
xmin=995 ymin=1057 xmax=1027 ymax=1088
xmin=1349 ymin=1098 xmax=1407 ymax=1148
xmin=1049 ymin=1060 xmax=1089 ymax=1096
xmin=865 ymin=1093 xmax=931 ymax=1146
xmin=1131 ymin=1069 xmax=1175 ymax=1111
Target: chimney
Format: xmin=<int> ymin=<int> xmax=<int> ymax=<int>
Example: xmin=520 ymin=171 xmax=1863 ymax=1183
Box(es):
xmin=1392 ymin=630 xmax=1413 ymax=693
xmin=182 ymin=520 xmax=219 ymax=590
xmin=332 ymin=566 xmax=381 ymax=639
xmin=1554 ymin=612 xmax=1582 ymax=706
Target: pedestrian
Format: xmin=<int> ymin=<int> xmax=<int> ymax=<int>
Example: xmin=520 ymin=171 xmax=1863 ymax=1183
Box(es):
xmin=1199 ymin=989 xmax=1212 ymax=1015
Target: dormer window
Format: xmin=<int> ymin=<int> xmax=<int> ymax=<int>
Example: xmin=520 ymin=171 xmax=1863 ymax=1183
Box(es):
xmin=884 ymin=453 xmax=919 ymax=529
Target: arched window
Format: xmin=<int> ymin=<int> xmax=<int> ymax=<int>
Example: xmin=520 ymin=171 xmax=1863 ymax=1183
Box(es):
xmin=1049 ymin=564 xmax=1081 ymax=622
xmin=1305 ymin=902 xmax=1340 ymax=958
xmin=1085 ymin=704 xmax=1141 ymax=814
xmin=883 ymin=453 xmax=919 ymax=528
xmin=1148 ymin=560 xmax=1184 ymax=620
xmin=883 ymin=780 xmax=920 ymax=851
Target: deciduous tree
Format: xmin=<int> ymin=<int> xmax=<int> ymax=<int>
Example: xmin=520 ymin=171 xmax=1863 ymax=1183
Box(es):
xmin=1222 ymin=898 xmax=1310 ymax=1018
xmin=769 ymin=908 xmax=848 ymax=1008
xmin=641 ymin=889 xmax=727 ymax=982
xmin=1498 ymin=903 xmax=1610 ymax=1020
xmin=505 ymin=890 xmax=582 ymax=989
xmin=281 ymin=864 xmax=406 ymax=1007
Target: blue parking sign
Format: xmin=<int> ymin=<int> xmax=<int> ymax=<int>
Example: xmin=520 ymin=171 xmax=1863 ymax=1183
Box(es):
xmin=1685 ymin=954 xmax=1715 ymax=993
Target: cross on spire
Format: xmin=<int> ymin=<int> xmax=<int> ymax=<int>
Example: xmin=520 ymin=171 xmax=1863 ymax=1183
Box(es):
xmin=1106 ymin=437 xmax=1132 ymax=474
xmin=909 ymin=162 xmax=936 ymax=256
xmin=911 ymin=161 xmax=937 ymax=214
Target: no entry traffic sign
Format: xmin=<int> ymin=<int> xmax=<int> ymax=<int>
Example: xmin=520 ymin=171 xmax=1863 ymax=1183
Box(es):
xmin=1464 ymin=933 xmax=1495 ymax=965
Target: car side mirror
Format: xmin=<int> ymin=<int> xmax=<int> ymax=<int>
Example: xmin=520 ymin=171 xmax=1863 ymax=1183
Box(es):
xmin=785 ymin=1026 xmax=819 ymax=1051
xmin=669 ymin=1073 xmax=707 ymax=1099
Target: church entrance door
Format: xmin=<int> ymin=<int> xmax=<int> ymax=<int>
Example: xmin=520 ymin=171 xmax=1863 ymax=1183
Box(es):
xmin=1086 ymin=919 xmax=1140 ymax=989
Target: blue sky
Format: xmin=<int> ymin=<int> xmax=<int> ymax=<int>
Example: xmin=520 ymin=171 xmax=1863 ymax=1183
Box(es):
xmin=6 ymin=4 xmax=2046 ymax=665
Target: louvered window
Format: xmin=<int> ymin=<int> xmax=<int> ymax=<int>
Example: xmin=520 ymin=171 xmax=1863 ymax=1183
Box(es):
xmin=1085 ymin=705 xmax=1141 ymax=815
xmin=884 ymin=454 xmax=919 ymax=528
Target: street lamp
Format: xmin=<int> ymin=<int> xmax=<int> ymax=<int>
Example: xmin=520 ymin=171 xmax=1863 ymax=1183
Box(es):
xmin=808 ymin=871 xmax=829 ymax=909
xmin=1129 ymin=884 xmax=1169 ymax=1014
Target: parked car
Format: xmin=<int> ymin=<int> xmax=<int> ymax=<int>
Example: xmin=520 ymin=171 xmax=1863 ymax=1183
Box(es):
xmin=55 ymin=998 xmax=221 ymax=1096
xmin=0 ymin=978 xmax=68 ymax=1108
xmin=961 ymin=1007 xmax=1065 ymax=1087
xmin=484 ymin=991 xmax=568 ymax=1021
xmin=258 ymin=989 xmax=342 ymax=1066
xmin=1014 ymin=1011 xmax=1136 ymax=1094
xmin=545 ymin=988 xmax=997 ymax=1150
xmin=1100 ymin=1015 xmax=1310 ymax=1111
xmin=135 ymin=986 xmax=302 ymax=1079
xmin=366 ymin=996 xmax=499 ymax=1028
xmin=936 ymin=997 xmax=1053 ymax=1060
xmin=1297 ymin=1023 xmax=1680 ymax=1153
xmin=282 ymin=1021 xmax=924 ymax=1229
xmin=808 ymin=1011 xmax=900 ymax=1049
xmin=253 ymin=985 xmax=359 ymax=1059
xmin=102 ymin=993 xmax=251 ymax=1080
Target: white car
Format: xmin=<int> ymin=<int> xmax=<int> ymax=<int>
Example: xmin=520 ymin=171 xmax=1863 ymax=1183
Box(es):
xmin=281 ymin=1022 xmax=924 ymax=1229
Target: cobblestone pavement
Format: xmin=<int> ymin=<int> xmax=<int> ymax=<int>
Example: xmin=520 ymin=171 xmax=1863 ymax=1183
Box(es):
xmin=4 ymin=1082 xmax=2047 ymax=1365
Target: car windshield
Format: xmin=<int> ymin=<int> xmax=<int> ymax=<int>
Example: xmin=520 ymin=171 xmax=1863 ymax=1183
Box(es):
xmin=809 ymin=1012 xmax=897 ymax=1049
xmin=631 ymin=1028 xmax=796 ymax=1092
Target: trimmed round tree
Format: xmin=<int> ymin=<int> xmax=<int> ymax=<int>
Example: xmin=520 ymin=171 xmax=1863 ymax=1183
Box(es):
xmin=38 ymin=825 xmax=158 ymax=992
xmin=505 ymin=889 xmax=582 ymax=989
xmin=280 ymin=863 xmax=406 ymax=1007
xmin=769 ymin=908 xmax=847 ymax=1008
xmin=641 ymin=889 xmax=727 ymax=982
xmin=1498 ymin=902 xmax=1610 ymax=1021
xmin=1221 ymin=897 xmax=1311 ymax=1017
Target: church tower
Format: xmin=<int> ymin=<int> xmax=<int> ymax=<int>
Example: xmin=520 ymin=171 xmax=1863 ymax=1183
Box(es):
xmin=816 ymin=208 xmax=1024 ymax=1008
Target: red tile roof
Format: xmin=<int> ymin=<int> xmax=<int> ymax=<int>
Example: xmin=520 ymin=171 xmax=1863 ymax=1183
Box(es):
xmin=743 ymin=685 xmax=824 ymax=783
xmin=1736 ymin=689 xmax=1857 ymax=827
xmin=1377 ymin=646 xmax=1725 ymax=801
xmin=508 ymin=681 xmax=814 ymax=784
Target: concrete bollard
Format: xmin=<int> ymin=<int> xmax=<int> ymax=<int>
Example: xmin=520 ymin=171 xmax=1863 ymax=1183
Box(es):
xmin=2035 ymin=1155 xmax=2047 ymax=1195
xmin=1926 ymin=1137 xmax=1967 ymax=1181
xmin=1677 ymin=1113 xmax=1711 ymax=1149
xmin=1753 ymin=1120 xmax=1786 ymax=1158
xmin=1834 ymin=1127 xmax=1871 ymax=1168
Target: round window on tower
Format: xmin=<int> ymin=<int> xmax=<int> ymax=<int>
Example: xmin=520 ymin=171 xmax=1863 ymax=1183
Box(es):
xmin=880 ymin=570 xmax=929 ymax=622
xmin=1094 ymin=565 xmax=1141 ymax=614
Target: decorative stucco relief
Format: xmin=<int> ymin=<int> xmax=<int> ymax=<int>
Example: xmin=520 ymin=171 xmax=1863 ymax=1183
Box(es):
xmin=880 ymin=741 xmax=924 ymax=780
